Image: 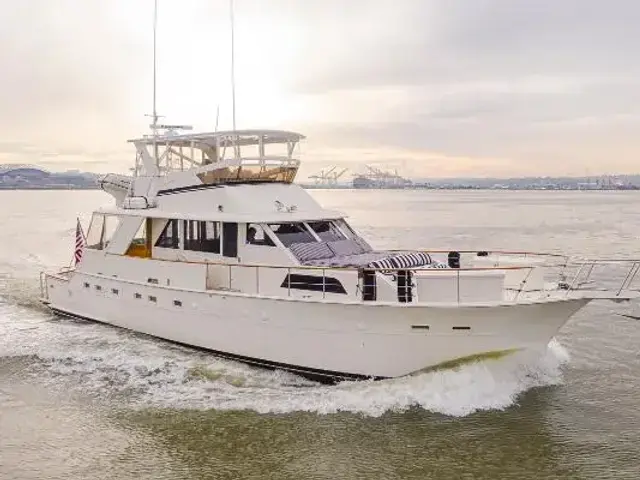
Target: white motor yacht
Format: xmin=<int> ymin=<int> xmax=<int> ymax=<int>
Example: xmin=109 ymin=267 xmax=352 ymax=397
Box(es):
xmin=39 ymin=128 xmax=640 ymax=382
xmin=39 ymin=0 xmax=640 ymax=383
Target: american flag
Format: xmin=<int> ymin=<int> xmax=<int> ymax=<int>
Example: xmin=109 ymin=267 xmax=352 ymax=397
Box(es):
xmin=74 ymin=218 xmax=86 ymax=265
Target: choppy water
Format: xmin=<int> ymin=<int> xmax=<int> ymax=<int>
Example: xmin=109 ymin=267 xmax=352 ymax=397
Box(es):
xmin=1 ymin=189 xmax=639 ymax=479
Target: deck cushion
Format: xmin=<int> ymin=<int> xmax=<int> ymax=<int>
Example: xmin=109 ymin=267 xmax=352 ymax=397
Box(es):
xmin=368 ymin=252 xmax=434 ymax=270
xmin=289 ymin=242 xmax=334 ymax=262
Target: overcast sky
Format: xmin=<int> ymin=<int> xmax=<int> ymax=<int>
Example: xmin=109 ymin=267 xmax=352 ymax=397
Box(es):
xmin=2 ymin=0 xmax=639 ymax=178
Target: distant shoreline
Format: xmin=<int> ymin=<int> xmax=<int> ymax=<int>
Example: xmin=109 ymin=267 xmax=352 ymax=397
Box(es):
xmin=0 ymin=186 xmax=100 ymax=191
xmin=300 ymin=185 xmax=640 ymax=192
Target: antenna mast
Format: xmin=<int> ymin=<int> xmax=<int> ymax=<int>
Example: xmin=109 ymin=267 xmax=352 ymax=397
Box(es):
xmin=230 ymin=0 xmax=237 ymax=131
xmin=151 ymin=0 xmax=159 ymax=166
xmin=152 ymin=0 xmax=158 ymax=130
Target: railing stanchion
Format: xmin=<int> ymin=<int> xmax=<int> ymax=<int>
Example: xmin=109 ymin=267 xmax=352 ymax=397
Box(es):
xmin=627 ymin=262 xmax=640 ymax=291
xmin=514 ymin=267 xmax=533 ymax=302
xmin=228 ymin=264 xmax=232 ymax=290
xmin=618 ymin=261 xmax=639 ymax=296
xmin=583 ymin=262 xmax=596 ymax=284
xmin=566 ymin=263 xmax=586 ymax=296
xmin=287 ymin=267 xmax=291 ymax=296
xmin=322 ymin=268 xmax=326 ymax=299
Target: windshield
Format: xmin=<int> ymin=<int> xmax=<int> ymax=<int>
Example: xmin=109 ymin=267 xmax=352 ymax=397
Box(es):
xmin=308 ymin=221 xmax=346 ymax=242
xmin=269 ymin=223 xmax=316 ymax=247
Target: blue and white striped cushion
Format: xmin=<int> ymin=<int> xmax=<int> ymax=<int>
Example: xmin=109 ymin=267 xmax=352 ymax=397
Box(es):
xmin=289 ymin=242 xmax=334 ymax=262
xmin=368 ymin=252 xmax=434 ymax=270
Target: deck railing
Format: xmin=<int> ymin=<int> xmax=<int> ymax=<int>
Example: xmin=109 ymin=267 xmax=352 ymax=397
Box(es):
xmin=43 ymin=251 xmax=640 ymax=305
xmin=205 ymin=255 xmax=640 ymax=303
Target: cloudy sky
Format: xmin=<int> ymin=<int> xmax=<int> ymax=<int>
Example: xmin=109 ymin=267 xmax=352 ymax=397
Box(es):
xmin=2 ymin=0 xmax=639 ymax=179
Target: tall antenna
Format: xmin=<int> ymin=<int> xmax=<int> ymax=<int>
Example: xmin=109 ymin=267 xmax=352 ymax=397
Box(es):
xmin=151 ymin=0 xmax=159 ymax=167
xmin=230 ymin=0 xmax=237 ymax=131
xmin=152 ymin=0 xmax=158 ymax=131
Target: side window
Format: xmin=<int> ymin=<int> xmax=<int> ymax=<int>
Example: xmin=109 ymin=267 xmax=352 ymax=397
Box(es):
xmin=308 ymin=221 xmax=346 ymax=242
xmin=222 ymin=223 xmax=238 ymax=257
xmin=85 ymin=213 xmax=121 ymax=250
xmin=156 ymin=219 xmax=179 ymax=249
xmin=126 ymin=218 xmax=151 ymax=258
xmin=183 ymin=220 xmax=220 ymax=253
xmin=246 ymin=224 xmax=275 ymax=246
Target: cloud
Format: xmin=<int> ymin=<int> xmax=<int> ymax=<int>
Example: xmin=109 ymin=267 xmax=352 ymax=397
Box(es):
xmin=0 ymin=0 xmax=145 ymax=170
xmin=285 ymin=0 xmax=640 ymax=176
xmin=2 ymin=0 xmax=640 ymax=177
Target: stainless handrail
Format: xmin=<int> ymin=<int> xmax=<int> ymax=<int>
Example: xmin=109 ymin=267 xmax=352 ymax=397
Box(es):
xmin=47 ymin=255 xmax=640 ymax=306
xmin=513 ymin=267 xmax=534 ymax=301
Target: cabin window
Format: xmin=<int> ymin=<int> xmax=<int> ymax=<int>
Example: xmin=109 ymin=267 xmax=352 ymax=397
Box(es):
xmin=308 ymin=221 xmax=346 ymax=242
xmin=125 ymin=218 xmax=152 ymax=258
xmin=85 ymin=213 xmax=121 ymax=250
xmin=222 ymin=223 xmax=238 ymax=257
xmin=183 ymin=220 xmax=221 ymax=253
xmin=246 ymin=224 xmax=275 ymax=246
xmin=269 ymin=223 xmax=316 ymax=247
xmin=280 ymin=274 xmax=347 ymax=294
xmin=156 ymin=219 xmax=180 ymax=249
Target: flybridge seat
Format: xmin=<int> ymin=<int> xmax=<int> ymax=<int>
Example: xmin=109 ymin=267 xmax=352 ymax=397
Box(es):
xmin=289 ymin=239 xmax=447 ymax=269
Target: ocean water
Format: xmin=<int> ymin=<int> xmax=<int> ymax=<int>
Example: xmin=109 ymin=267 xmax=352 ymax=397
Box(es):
xmin=1 ymin=189 xmax=639 ymax=479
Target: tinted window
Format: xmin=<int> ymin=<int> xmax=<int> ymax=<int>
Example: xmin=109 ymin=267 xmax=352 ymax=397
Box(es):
xmin=308 ymin=221 xmax=346 ymax=242
xmin=183 ymin=220 xmax=221 ymax=253
xmin=222 ymin=223 xmax=238 ymax=257
xmin=246 ymin=224 xmax=275 ymax=246
xmin=269 ymin=223 xmax=316 ymax=247
xmin=156 ymin=219 xmax=179 ymax=249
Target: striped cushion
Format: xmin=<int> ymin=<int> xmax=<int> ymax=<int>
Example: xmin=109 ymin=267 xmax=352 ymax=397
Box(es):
xmin=368 ymin=252 xmax=434 ymax=270
xmin=289 ymin=242 xmax=334 ymax=262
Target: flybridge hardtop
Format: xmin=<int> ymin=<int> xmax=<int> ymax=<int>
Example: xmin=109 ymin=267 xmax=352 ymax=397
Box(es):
xmin=98 ymin=128 xmax=308 ymax=210
xmin=128 ymin=128 xmax=305 ymax=181
xmin=128 ymin=129 xmax=306 ymax=146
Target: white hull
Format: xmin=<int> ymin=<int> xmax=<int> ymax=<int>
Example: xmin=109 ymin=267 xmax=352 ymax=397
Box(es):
xmin=44 ymin=273 xmax=589 ymax=381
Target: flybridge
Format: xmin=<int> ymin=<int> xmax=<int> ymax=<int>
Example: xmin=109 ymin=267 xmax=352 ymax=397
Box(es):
xmin=127 ymin=129 xmax=306 ymax=185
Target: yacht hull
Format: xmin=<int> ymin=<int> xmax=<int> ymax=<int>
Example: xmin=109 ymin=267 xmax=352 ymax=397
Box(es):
xmin=43 ymin=274 xmax=589 ymax=382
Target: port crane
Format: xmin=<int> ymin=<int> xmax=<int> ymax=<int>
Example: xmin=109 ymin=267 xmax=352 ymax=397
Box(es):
xmin=308 ymin=166 xmax=349 ymax=186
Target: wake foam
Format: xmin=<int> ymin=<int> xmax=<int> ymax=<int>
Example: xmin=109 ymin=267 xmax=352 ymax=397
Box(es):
xmin=1 ymin=300 xmax=571 ymax=417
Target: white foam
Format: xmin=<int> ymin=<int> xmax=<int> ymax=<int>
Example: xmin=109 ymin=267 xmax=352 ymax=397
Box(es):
xmin=0 ymin=297 xmax=571 ymax=417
